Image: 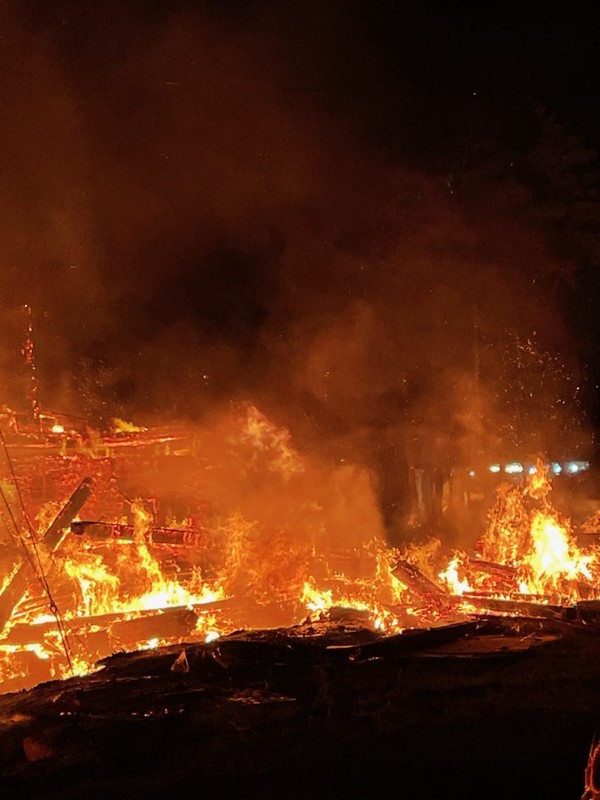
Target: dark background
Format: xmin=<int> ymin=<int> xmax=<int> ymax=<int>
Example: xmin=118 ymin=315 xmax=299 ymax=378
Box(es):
xmin=0 ymin=0 xmax=599 ymax=527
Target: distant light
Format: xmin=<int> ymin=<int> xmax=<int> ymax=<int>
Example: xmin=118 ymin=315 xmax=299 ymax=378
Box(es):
xmin=528 ymin=466 xmax=537 ymax=475
xmin=567 ymin=461 xmax=590 ymax=474
xmin=469 ymin=470 xmax=476 ymax=478
xmin=552 ymin=463 xmax=563 ymax=475
xmin=505 ymin=462 xmax=524 ymax=474
xmin=51 ymin=424 xmax=65 ymax=434
xmin=489 ymin=464 xmax=501 ymax=473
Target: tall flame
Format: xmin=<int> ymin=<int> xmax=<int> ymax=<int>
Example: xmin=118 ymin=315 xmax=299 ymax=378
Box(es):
xmin=438 ymin=465 xmax=600 ymax=603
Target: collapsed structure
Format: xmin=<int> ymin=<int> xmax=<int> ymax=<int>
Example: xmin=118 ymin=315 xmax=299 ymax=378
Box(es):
xmin=0 ymin=401 xmax=599 ymax=699
xmin=0 ymin=404 xmax=598 ymax=797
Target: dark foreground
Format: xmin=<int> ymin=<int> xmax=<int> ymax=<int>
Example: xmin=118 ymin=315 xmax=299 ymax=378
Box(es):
xmin=0 ymin=616 xmax=598 ymax=800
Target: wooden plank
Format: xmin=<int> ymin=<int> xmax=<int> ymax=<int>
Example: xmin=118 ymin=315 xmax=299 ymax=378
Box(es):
xmin=460 ymin=593 xmax=567 ymax=619
xmin=0 ymin=478 xmax=93 ymax=633
xmin=355 ymin=621 xmax=478 ymax=659
xmin=70 ymin=520 xmax=204 ymax=546
xmin=393 ymin=559 xmax=448 ymax=596
xmin=2 ymin=598 xmax=234 ymax=645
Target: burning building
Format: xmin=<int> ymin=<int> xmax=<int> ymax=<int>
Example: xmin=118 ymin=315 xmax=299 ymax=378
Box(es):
xmin=1 ymin=408 xmax=600 ymax=799
xmin=1 ymin=2 xmax=600 ymax=798
xmin=0 ymin=395 xmax=596 ymax=690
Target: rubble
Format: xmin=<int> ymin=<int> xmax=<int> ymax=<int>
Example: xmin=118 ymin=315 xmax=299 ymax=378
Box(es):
xmin=0 ymin=615 xmax=593 ymax=799
xmin=0 ymin=415 xmax=598 ymax=796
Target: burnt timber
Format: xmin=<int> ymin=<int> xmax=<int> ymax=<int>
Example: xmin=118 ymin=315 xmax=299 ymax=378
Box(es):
xmin=70 ymin=520 xmax=204 ymax=546
xmin=0 ymin=478 xmax=93 ymax=634
xmin=0 ymin=616 xmax=598 ymax=800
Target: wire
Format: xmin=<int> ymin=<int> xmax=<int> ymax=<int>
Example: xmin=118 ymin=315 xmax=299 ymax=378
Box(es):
xmin=0 ymin=430 xmax=74 ymax=673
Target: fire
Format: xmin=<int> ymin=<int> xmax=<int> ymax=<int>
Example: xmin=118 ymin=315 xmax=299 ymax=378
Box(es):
xmin=239 ymin=405 xmax=304 ymax=479
xmin=372 ymin=541 xmax=409 ymax=605
xmin=518 ymin=511 xmax=593 ymax=599
xmin=62 ymin=502 xmax=225 ymax=619
xmin=111 ymin=418 xmax=147 ymax=434
xmin=301 ymin=580 xmax=333 ymax=615
xmin=298 ymin=542 xmax=415 ymax=634
xmin=64 ymin=548 xmax=120 ymax=616
xmin=438 ymin=553 xmax=473 ymax=596
xmin=438 ymin=464 xmax=600 ymax=604
xmin=3 ymin=405 xmax=600 ymax=696
xmin=0 ymin=488 xmax=235 ymax=690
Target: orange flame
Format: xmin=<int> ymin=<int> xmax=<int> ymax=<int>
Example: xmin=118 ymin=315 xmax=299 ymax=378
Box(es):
xmin=438 ymin=465 xmax=600 ymax=603
xmin=6 ymin=411 xmax=600 ymax=696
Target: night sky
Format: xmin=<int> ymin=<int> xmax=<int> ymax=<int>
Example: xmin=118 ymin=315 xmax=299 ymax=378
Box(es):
xmin=1 ymin=1 xmax=599 ymax=495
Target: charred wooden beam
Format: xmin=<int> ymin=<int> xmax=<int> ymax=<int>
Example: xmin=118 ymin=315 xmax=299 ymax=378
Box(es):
xmin=465 ymin=558 xmax=517 ymax=578
xmin=70 ymin=520 xmax=204 ymax=546
xmin=2 ymin=598 xmax=234 ymax=646
xmin=0 ymin=477 xmax=93 ymax=633
xmin=576 ymin=599 xmax=600 ymax=623
xmin=44 ymin=478 xmax=94 ymax=551
xmin=463 ymin=558 xmax=595 ymax=600
xmin=107 ymin=607 xmax=199 ymax=649
xmin=393 ymin=559 xmax=447 ymax=597
xmin=355 ymin=620 xmax=478 ymax=659
xmin=460 ymin=593 xmax=568 ymax=619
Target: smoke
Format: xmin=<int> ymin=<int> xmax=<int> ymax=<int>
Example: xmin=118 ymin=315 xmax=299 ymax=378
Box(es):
xmin=0 ymin=2 xmax=590 ymax=536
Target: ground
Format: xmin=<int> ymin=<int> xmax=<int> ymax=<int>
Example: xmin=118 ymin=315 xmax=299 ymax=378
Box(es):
xmin=0 ymin=616 xmax=598 ymax=799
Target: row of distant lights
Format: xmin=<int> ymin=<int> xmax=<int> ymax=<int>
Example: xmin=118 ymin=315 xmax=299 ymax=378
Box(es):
xmin=469 ymin=461 xmax=590 ymax=478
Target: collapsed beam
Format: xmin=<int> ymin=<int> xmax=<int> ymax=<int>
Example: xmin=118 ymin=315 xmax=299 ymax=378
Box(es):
xmin=70 ymin=520 xmax=204 ymax=546
xmin=0 ymin=477 xmax=93 ymax=633
xmin=393 ymin=559 xmax=448 ymax=597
